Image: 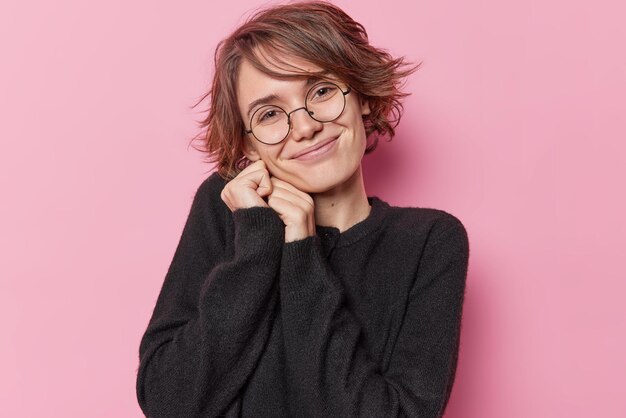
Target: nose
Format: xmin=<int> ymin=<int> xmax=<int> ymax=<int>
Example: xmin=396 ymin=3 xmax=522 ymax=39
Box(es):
xmin=287 ymin=107 xmax=323 ymax=141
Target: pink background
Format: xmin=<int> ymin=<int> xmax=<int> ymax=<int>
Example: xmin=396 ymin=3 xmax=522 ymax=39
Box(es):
xmin=1 ymin=0 xmax=625 ymax=417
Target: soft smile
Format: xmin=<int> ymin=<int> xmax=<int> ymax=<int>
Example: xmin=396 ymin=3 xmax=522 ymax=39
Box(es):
xmin=290 ymin=136 xmax=339 ymax=161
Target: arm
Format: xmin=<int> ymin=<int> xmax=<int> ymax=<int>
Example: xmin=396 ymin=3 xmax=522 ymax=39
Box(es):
xmin=278 ymin=216 xmax=470 ymax=417
xmin=136 ymin=177 xmax=285 ymax=418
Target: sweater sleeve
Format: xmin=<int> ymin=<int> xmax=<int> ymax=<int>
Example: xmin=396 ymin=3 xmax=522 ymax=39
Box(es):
xmin=278 ymin=215 xmax=469 ymax=418
xmin=136 ymin=177 xmax=285 ymax=418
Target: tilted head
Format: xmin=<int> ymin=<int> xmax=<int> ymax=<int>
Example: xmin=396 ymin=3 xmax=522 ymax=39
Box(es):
xmin=191 ymin=1 xmax=419 ymax=181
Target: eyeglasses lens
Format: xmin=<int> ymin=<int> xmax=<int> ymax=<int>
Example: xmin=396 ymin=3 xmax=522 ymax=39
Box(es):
xmin=249 ymin=82 xmax=347 ymax=144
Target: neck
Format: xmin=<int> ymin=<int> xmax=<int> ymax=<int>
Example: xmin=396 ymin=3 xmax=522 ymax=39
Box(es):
xmin=311 ymin=165 xmax=371 ymax=233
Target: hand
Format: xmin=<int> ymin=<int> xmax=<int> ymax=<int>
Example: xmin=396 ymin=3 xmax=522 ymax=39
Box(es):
xmin=267 ymin=177 xmax=316 ymax=243
xmin=220 ymin=160 xmax=273 ymax=211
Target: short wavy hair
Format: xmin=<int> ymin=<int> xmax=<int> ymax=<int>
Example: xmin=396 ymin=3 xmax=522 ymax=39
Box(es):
xmin=189 ymin=0 xmax=420 ymax=180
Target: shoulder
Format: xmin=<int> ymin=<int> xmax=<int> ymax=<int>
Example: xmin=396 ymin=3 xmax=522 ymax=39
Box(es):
xmin=381 ymin=202 xmax=470 ymax=289
xmin=376 ymin=199 xmax=469 ymax=259
xmin=195 ymin=171 xmax=229 ymax=203
xmin=382 ymin=200 xmax=467 ymax=240
xmin=183 ymin=171 xmax=232 ymax=239
xmin=190 ymin=171 xmax=230 ymax=216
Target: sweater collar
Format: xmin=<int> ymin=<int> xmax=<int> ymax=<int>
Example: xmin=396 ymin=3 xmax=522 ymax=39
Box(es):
xmin=315 ymin=195 xmax=390 ymax=249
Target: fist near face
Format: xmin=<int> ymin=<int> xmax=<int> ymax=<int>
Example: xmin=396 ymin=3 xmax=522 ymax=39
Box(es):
xmin=221 ymin=160 xmax=316 ymax=242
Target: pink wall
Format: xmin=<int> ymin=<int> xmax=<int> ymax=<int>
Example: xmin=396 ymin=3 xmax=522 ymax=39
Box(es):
xmin=1 ymin=1 xmax=624 ymax=417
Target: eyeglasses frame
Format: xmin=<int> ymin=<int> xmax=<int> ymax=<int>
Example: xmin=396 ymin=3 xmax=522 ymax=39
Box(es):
xmin=243 ymin=81 xmax=352 ymax=145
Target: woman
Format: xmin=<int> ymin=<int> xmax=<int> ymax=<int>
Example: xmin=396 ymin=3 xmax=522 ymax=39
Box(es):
xmin=136 ymin=2 xmax=470 ymax=417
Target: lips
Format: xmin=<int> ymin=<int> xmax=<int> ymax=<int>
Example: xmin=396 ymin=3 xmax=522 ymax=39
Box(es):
xmin=290 ymin=136 xmax=338 ymax=159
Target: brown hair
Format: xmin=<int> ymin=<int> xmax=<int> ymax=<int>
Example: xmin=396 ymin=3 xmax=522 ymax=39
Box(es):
xmin=189 ymin=0 xmax=420 ymax=180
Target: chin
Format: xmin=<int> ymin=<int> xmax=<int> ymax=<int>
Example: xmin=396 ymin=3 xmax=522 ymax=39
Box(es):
xmin=271 ymin=149 xmax=363 ymax=194
xmin=298 ymin=182 xmax=336 ymax=195
xmin=291 ymin=168 xmax=357 ymax=195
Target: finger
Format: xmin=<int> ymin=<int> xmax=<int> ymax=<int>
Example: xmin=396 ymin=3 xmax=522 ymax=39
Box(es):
xmin=269 ymin=184 xmax=314 ymax=213
xmin=257 ymin=170 xmax=272 ymax=197
xmin=267 ymin=195 xmax=307 ymax=224
xmin=270 ymin=178 xmax=314 ymax=207
xmin=268 ymin=188 xmax=315 ymax=224
xmin=221 ymin=180 xmax=269 ymax=210
xmin=221 ymin=161 xmax=272 ymax=210
xmin=240 ymin=167 xmax=273 ymax=196
xmin=240 ymin=161 xmax=272 ymax=194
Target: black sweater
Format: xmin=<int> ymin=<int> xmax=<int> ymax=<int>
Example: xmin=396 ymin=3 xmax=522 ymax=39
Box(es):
xmin=136 ymin=172 xmax=470 ymax=418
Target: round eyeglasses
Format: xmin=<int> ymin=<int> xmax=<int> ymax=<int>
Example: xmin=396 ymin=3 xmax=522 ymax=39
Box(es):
xmin=244 ymin=81 xmax=351 ymax=145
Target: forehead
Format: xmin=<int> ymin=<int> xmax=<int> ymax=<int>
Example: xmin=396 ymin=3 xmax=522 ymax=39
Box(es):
xmin=236 ymin=54 xmax=329 ymax=98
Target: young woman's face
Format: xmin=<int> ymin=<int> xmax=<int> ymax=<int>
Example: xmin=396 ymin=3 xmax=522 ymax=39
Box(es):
xmin=236 ymin=55 xmax=371 ymax=194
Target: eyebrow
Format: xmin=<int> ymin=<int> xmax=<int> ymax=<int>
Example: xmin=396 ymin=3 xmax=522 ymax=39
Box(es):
xmin=246 ymin=94 xmax=280 ymax=118
xmin=245 ymin=74 xmax=331 ymax=118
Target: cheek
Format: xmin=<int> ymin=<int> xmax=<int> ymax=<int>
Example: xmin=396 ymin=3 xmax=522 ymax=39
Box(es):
xmin=352 ymin=114 xmax=368 ymax=140
xmin=348 ymin=103 xmax=367 ymax=129
xmin=258 ymin=148 xmax=285 ymax=174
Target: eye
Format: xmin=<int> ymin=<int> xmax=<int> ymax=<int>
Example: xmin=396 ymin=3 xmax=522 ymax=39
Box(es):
xmin=308 ymin=83 xmax=339 ymax=103
xmin=315 ymin=87 xmax=331 ymax=97
xmin=260 ymin=109 xmax=278 ymax=121
xmin=315 ymin=85 xmax=337 ymax=97
xmin=254 ymin=106 xmax=284 ymax=125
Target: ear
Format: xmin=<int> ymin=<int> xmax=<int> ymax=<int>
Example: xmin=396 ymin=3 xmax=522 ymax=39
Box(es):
xmin=242 ymin=137 xmax=261 ymax=161
xmin=359 ymin=95 xmax=371 ymax=116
